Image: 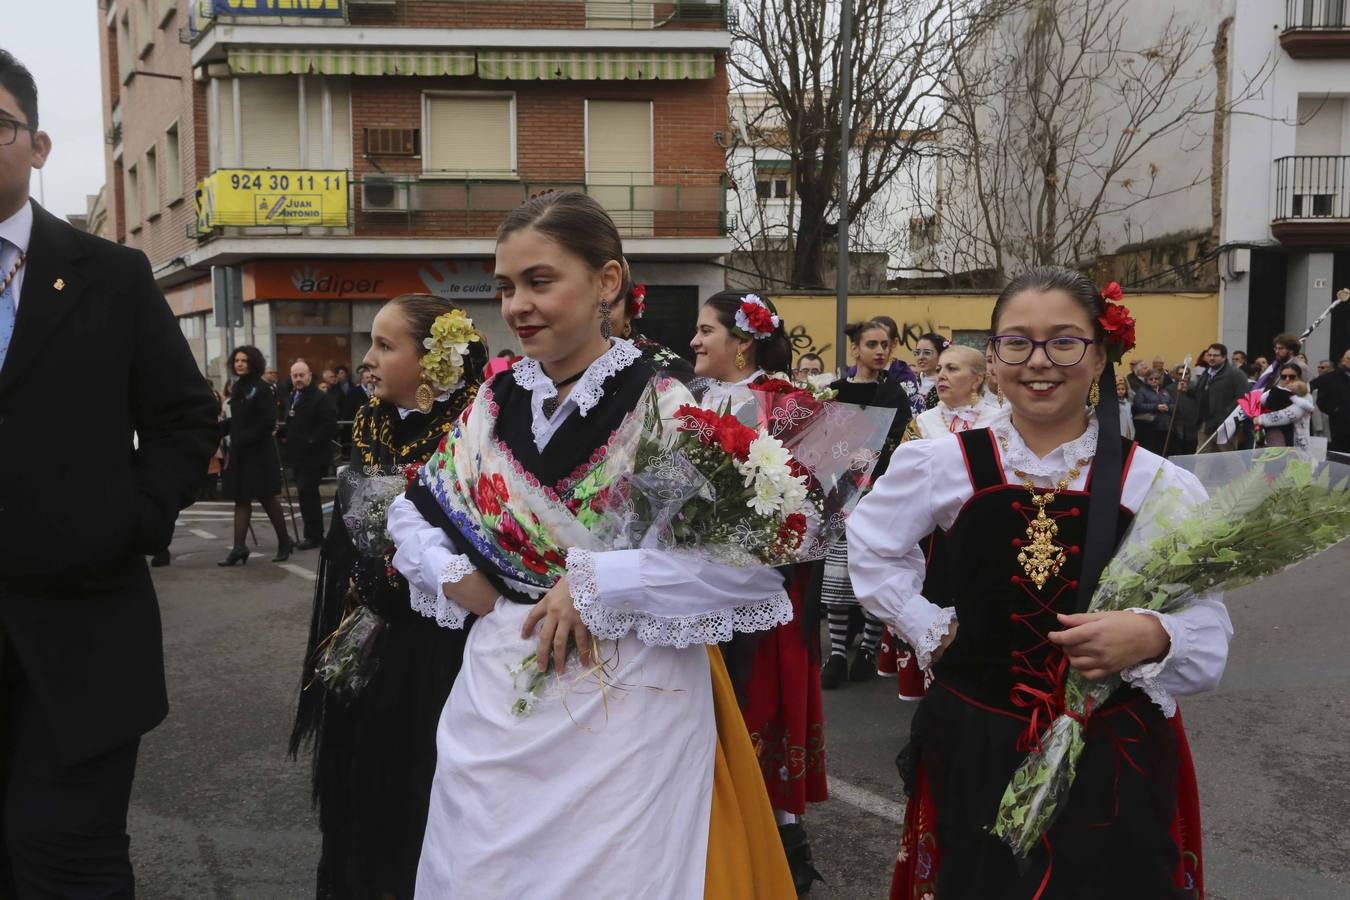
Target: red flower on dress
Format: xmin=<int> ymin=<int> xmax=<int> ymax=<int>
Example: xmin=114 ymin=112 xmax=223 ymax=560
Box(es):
xmin=475 ymin=473 xmax=503 ymax=517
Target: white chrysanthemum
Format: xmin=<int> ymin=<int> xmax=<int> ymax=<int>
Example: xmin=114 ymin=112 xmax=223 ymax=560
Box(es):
xmin=748 ymin=476 xmax=784 ymax=516
xmin=745 ymin=433 xmax=792 ymax=473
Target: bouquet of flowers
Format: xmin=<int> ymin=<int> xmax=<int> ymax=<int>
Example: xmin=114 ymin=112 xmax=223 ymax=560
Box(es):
xmin=598 ymin=386 xmax=896 ymax=567
xmin=992 ymin=449 xmax=1350 ymax=858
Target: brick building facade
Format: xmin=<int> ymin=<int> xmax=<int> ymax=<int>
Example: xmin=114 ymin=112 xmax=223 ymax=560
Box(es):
xmin=98 ymin=0 xmax=733 ymax=384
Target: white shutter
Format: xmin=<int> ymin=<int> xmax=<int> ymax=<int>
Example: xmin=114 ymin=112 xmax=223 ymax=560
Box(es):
xmin=239 ymin=77 xmax=301 ymax=169
xmin=328 ymin=79 xmax=353 ymax=170
xmin=424 ymin=95 xmax=514 ymax=178
xmin=216 ymin=79 xmax=237 ymax=169
xmin=586 ymin=100 xmax=653 ymax=234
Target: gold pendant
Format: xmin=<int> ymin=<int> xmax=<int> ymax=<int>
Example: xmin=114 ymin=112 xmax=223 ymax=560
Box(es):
xmin=1017 ymin=492 xmax=1066 ymax=590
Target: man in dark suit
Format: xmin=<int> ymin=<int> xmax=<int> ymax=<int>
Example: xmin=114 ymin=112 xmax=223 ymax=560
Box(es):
xmin=283 ymin=359 xmax=338 ymax=549
xmin=1312 ymin=347 xmax=1350 ymax=455
xmin=1194 ymin=342 xmax=1250 ymax=452
xmin=0 ymin=51 xmax=218 ymax=895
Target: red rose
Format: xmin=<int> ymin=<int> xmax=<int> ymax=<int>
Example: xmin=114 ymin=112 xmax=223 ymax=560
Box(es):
xmin=1100 ymin=281 xmax=1124 ymax=302
xmin=750 ymin=377 xmax=797 ymax=395
xmin=676 ymin=405 xmax=722 ymax=445
xmin=743 ymin=302 xmax=777 ymax=335
xmin=1098 ymin=301 xmax=1137 ymax=363
xmin=785 ymin=512 xmax=807 ymax=535
xmin=716 ymin=421 xmax=756 ymax=460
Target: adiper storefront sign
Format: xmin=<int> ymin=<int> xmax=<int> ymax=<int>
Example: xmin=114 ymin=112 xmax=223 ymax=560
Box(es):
xmin=244 ymin=260 xmax=499 ymax=301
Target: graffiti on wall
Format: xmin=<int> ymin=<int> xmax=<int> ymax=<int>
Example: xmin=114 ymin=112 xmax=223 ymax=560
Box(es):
xmin=786 ymin=319 xmax=950 ymax=360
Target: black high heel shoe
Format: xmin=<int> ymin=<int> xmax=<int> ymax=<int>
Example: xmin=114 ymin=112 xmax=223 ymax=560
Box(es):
xmin=217 ymin=547 xmax=251 ymax=567
xmin=272 ymin=541 xmax=295 ymax=563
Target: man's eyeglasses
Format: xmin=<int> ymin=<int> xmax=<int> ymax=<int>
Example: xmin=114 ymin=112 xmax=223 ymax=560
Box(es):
xmin=1278 ymin=373 xmax=1298 ymax=381
xmin=988 ymin=335 xmax=1096 ymax=367
xmin=0 ymin=118 xmax=33 ymax=147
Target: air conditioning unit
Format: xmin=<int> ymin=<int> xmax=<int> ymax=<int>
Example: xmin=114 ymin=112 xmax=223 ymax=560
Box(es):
xmin=361 ymin=178 xmax=411 ymax=213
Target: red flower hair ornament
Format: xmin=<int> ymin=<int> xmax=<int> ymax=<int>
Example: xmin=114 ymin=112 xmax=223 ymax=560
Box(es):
xmin=733 ymin=294 xmax=781 ymax=341
xmin=1097 ymin=282 xmax=1136 ymax=366
xmin=629 ymin=283 xmax=647 ymax=320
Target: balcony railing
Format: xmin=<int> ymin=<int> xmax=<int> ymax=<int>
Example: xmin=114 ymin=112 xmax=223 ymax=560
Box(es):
xmin=1286 ymin=0 xmax=1349 ymax=30
xmin=1274 ymin=155 xmax=1350 ymax=220
xmin=355 ymin=171 xmax=730 ymax=237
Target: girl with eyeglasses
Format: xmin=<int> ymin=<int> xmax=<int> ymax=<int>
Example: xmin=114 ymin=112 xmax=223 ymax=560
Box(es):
xmin=910 ymin=332 xmax=949 ymax=410
xmin=848 ymin=267 xmax=1231 ymax=898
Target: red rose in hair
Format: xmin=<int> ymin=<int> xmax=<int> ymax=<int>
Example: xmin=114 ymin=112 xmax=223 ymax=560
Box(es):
xmin=1098 ymin=301 xmax=1137 ymax=365
xmin=743 ymin=302 xmax=778 ymax=336
xmin=630 ymin=283 xmax=647 ymax=319
xmin=1100 ymin=281 xmax=1124 ymax=303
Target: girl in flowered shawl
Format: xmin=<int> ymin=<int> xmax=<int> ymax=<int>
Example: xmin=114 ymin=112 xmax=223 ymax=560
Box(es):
xmin=387 ymin=192 xmax=794 ymax=898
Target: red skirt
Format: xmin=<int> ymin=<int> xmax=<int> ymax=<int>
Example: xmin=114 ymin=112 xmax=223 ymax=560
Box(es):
xmin=891 ymin=707 xmax=1205 ymax=899
xmin=740 ymin=565 xmax=828 ymax=815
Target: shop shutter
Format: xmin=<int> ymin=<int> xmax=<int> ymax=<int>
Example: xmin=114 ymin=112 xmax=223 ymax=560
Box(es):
xmin=586 ymin=100 xmax=653 ymax=235
xmin=424 ymin=95 xmax=514 ymax=178
xmin=239 ymin=77 xmax=302 ymax=169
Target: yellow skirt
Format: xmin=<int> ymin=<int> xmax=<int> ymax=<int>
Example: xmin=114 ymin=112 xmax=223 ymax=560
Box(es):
xmin=703 ymin=646 xmax=796 ymax=899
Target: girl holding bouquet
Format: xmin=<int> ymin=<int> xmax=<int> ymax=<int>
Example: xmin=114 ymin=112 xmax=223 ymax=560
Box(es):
xmin=386 ymin=192 xmax=795 ymax=897
xmin=689 ymin=289 xmax=826 ymax=892
xmin=848 ymin=267 xmax=1232 ymax=899
xmin=289 ymin=294 xmax=488 ymax=899
xmin=819 ymin=320 xmax=913 ymax=689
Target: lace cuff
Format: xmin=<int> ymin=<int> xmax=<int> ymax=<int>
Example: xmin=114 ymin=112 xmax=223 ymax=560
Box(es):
xmin=1120 ymin=608 xmax=1178 ymax=717
xmin=409 ymin=555 xmax=477 ymax=630
xmin=911 ymin=607 xmax=958 ymax=670
xmin=567 ymin=548 xmax=794 ymax=649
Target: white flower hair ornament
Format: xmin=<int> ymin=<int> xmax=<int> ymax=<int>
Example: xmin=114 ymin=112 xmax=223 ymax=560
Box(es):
xmin=733 ymin=293 xmax=781 ymax=341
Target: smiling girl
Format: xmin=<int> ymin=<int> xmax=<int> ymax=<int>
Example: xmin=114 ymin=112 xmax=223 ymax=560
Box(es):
xmin=849 ymin=268 xmax=1230 ymax=898
xmin=384 ymin=193 xmax=794 ymax=897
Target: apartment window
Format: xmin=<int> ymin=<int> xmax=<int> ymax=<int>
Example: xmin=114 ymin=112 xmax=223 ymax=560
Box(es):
xmin=586 ymin=100 xmax=653 ymax=235
xmin=164 ymin=122 xmax=182 ymax=201
xmin=126 ymin=163 xmax=141 ymax=227
xmin=144 ymin=146 xmax=160 ymax=217
xmin=117 ymin=14 xmax=132 ymax=84
xmin=213 ymin=77 xmax=352 ymax=171
xmin=754 ymin=160 xmax=791 ymax=200
xmin=135 ymin=0 xmax=154 ymax=58
xmin=423 ymin=94 xmax=515 ymax=178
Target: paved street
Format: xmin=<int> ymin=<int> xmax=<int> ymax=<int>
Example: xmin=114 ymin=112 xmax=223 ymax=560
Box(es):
xmin=129 ymin=502 xmax=1350 ymax=899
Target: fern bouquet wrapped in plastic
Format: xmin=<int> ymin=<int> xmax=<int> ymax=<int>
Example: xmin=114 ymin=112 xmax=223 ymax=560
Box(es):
xmin=992 ymin=449 xmax=1350 ymax=858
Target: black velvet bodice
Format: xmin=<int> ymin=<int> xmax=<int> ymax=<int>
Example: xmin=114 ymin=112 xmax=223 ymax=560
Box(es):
xmin=933 ymin=429 xmax=1136 ymax=710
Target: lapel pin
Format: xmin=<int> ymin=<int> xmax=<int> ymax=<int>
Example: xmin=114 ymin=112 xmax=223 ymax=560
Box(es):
xmin=53 ymin=278 xmax=65 ymax=291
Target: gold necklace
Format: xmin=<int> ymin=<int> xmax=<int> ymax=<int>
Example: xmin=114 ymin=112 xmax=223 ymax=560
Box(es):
xmin=997 ymin=431 xmax=1092 ymax=590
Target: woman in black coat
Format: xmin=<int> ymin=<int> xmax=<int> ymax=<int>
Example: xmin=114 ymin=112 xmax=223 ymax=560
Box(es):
xmin=219 ymin=345 xmax=293 ymax=564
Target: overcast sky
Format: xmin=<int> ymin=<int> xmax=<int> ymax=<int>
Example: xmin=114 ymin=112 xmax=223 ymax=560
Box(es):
xmin=8 ymin=5 xmax=107 ymax=222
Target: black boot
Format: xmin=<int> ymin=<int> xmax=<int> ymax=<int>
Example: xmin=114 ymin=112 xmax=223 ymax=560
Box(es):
xmin=820 ymin=653 xmax=848 ymax=690
xmin=849 ymin=648 xmax=877 ymax=682
xmin=778 ymin=822 xmax=824 ymax=896
xmin=217 ymin=547 xmax=251 ymax=567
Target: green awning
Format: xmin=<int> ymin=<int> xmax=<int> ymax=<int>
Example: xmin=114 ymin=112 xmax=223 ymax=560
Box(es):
xmin=227 ymin=48 xmax=477 ymax=77
xmin=476 ymin=50 xmax=715 ymax=81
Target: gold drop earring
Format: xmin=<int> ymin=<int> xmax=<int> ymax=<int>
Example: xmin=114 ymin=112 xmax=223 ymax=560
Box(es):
xmin=1088 ymin=379 xmax=1100 ymax=407
xmin=415 ymin=381 xmax=436 ymax=414
xmin=735 ymin=348 xmax=747 ymax=370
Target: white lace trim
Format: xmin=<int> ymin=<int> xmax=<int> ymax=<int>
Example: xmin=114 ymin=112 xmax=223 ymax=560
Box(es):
xmin=513 ymin=339 xmax=642 ymax=443
xmin=912 ymin=607 xmax=958 ymax=670
xmin=566 ymin=548 xmax=794 ymax=649
xmin=1120 ymin=608 xmax=1177 ymax=717
xmin=992 ymin=414 xmax=1099 ymax=482
xmin=408 ymin=555 xmax=477 ymax=630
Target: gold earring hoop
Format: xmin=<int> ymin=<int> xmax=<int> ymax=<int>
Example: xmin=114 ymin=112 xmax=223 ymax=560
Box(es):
xmin=1088 ymin=380 xmax=1101 ymax=408
xmin=415 ymin=382 xmax=436 ymax=414
xmin=735 ymin=348 xmax=747 ymax=370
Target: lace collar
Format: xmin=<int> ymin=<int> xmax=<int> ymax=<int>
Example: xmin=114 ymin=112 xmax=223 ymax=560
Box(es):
xmin=992 ymin=413 xmax=1098 ymax=481
xmin=512 ymin=339 xmax=642 ymax=442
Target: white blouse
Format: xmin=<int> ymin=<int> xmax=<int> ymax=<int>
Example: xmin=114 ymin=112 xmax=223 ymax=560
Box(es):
xmin=913 ymin=400 xmax=1004 ymax=438
xmin=387 ymin=342 xmax=792 ymax=646
xmin=846 ymin=415 xmax=1233 ymax=716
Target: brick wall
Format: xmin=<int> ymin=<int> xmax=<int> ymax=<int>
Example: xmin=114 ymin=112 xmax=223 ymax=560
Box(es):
xmin=349 ymin=55 xmax=729 ymax=238
xmin=101 ymin=0 xmax=204 ymax=266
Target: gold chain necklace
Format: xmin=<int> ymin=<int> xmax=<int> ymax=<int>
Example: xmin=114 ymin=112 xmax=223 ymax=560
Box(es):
xmin=0 ymin=250 xmax=26 ymax=296
xmin=997 ymin=431 xmax=1092 ymax=590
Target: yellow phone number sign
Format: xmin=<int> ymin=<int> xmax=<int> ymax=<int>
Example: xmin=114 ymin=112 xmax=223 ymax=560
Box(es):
xmin=196 ymin=169 xmax=349 ymax=231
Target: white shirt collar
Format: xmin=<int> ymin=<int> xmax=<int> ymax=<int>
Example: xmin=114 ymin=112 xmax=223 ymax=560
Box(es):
xmin=396 ymin=389 xmax=452 ymax=419
xmin=991 ymin=413 xmax=1099 ymax=481
xmin=512 ymin=338 xmax=643 ymax=448
xmin=0 ymin=201 xmax=33 ymax=256
xmin=698 ymin=369 xmax=765 ymax=412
